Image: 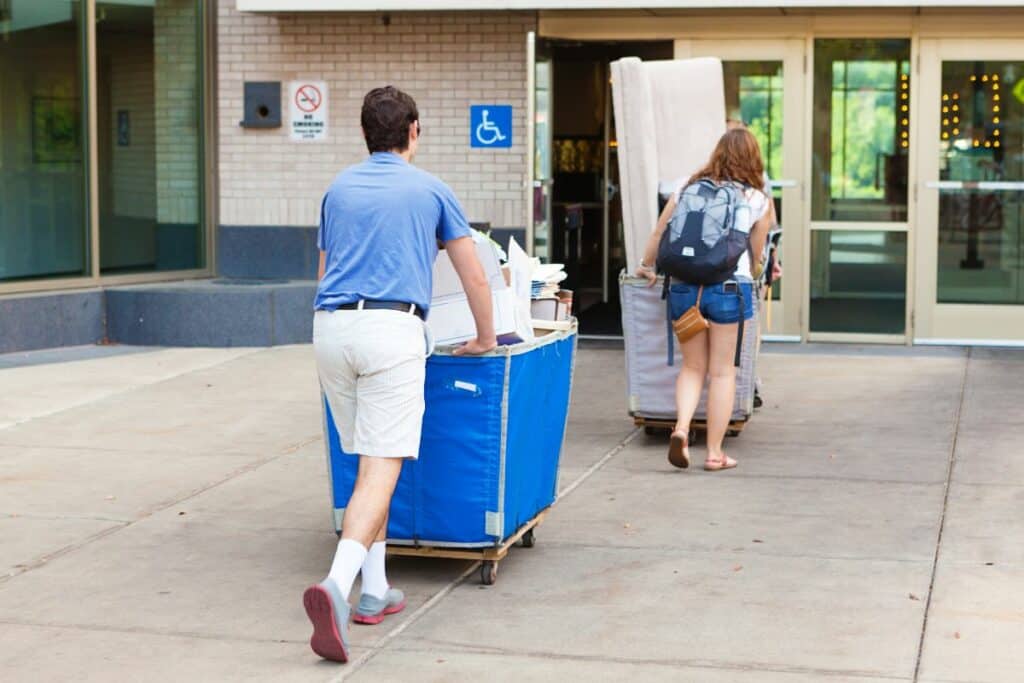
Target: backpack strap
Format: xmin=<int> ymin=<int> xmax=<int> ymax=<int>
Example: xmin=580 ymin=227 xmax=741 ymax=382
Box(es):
xmin=734 ymin=286 xmax=745 ymax=368
xmin=665 ymin=293 xmax=675 ymax=367
xmin=665 ymin=282 xmax=707 ymax=368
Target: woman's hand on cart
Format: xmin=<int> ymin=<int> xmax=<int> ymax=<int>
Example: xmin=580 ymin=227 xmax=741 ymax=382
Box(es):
xmin=636 ymin=261 xmax=657 ymax=287
xmin=454 ymin=336 xmax=498 ymax=356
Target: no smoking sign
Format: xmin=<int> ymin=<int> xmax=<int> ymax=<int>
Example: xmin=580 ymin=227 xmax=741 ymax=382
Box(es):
xmin=289 ymin=81 xmax=328 ymax=141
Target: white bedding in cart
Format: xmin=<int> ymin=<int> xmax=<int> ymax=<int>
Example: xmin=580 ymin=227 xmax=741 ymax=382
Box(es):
xmin=609 ymin=56 xmax=726 ymax=273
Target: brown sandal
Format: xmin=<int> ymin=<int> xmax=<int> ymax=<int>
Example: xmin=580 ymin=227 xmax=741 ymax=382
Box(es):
xmin=668 ymin=431 xmax=690 ymax=469
xmin=703 ymin=454 xmax=737 ymax=471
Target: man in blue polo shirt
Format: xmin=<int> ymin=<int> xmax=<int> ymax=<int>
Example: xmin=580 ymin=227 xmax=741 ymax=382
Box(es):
xmin=303 ymin=86 xmax=496 ymax=663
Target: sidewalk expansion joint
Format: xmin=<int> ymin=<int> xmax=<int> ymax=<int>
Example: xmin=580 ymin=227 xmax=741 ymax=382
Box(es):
xmin=2 ymin=512 xmax=132 ymax=524
xmin=332 ymin=427 xmax=642 ymax=682
xmin=912 ymin=347 xmax=970 ymax=683
xmin=0 ymin=617 xmax=307 ymax=645
xmin=557 ymin=428 xmax=642 ymax=499
xmin=648 ymin=471 xmax=948 ymax=486
xmin=1 ymin=522 xmax=130 ymax=585
xmin=0 ymin=442 xmax=277 ymax=457
xmin=541 ymin=539 xmax=937 ymax=565
xmin=386 ymin=640 xmax=910 ymax=681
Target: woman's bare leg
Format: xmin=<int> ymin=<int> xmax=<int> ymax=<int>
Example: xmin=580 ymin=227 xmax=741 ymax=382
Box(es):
xmin=675 ymin=331 xmax=709 ymax=434
xmin=706 ymin=322 xmax=739 ymax=467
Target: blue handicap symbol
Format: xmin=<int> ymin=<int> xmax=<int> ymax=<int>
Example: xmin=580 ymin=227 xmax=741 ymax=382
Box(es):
xmin=470 ymin=105 xmax=512 ymax=149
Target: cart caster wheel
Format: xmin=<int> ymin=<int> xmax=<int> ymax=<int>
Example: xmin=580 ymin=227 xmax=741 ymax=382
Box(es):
xmin=644 ymin=426 xmax=658 ymax=436
xmin=521 ymin=529 xmax=536 ymax=548
xmin=727 ymin=429 xmax=740 ymax=437
xmin=481 ymin=561 xmax=498 ymax=585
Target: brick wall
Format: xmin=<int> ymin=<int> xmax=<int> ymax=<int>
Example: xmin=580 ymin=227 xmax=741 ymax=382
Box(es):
xmin=217 ymin=5 xmax=535 ymax=230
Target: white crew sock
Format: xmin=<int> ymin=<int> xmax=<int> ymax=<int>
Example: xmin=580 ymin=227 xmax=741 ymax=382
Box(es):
xmin=327 ymin=538 xmax=368 ymax=601
xmin=360 ymin=541 xmax=389 ymax=600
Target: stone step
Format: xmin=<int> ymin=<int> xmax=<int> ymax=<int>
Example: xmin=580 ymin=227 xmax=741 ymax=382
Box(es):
xmin=106 ymin=279 xmax=316 ymax=347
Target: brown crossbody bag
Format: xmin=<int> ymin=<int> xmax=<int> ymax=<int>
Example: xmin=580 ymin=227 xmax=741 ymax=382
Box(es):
xmin=671 ymin=285 xmax=710 ymax=344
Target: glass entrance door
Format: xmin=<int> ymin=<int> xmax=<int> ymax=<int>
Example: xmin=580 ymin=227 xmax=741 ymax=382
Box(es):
xmin=679 ymin=39 xmax=805 ymax=340
xmin=808 ymin=38 xmax=912 ymax=341
xmin=916 ymin=40 xmax=1024 ymax=343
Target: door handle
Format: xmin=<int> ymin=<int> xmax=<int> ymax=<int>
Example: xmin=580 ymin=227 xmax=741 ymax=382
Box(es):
xmin=924 ymin=180 xmax=1024 ymax=191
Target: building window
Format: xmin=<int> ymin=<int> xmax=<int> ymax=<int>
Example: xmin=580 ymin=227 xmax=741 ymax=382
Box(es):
xmin=724 ymin=61 xmax=783 ymax=182
xmin=97 ymin=0 xmax=203 ymax=273
xmin=812 ymin=39 xmax=911 ymax=223
xmin=0 ymin=0 xmax=205 ymax=288
xmin=937 ymin=61 xmax=1024 ymax=305
xmin=0 ymin=0 xmax=89 ymax=282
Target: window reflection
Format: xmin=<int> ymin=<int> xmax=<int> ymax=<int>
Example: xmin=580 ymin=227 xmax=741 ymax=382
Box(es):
xmin=97 ymin=0 xmax=202 ymax=274
xmin=0 ymin=0 xmax=88 ymax=282
xmin=724 ymin=61 xmax=783 ymax=181
xmin=533 ymin=59 xmax=552 ymax=260
xmin=810 ymin=230 xmax=907 ymax=334
xmin=812 ymin=39 xmax=911 ymax=222
xmin=937 ymin=61 xmax=1024 ymax=305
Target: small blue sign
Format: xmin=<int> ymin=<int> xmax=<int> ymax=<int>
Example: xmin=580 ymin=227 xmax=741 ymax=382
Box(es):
xmin=470 ymin=105 xmax=512 ymax=149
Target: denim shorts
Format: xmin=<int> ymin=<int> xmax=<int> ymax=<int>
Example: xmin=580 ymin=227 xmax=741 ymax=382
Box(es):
xmin=668 ymin=281 xmax=754 ymax=325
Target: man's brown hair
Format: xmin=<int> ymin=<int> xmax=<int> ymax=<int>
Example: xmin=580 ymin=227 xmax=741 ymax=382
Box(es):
xmin=361 ymin=86 xmax=419 ymax=153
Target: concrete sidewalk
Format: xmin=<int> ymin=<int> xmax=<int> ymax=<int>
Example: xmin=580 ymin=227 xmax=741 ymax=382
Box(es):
xmin=1 ymin=342 xmax=1021 ymax=682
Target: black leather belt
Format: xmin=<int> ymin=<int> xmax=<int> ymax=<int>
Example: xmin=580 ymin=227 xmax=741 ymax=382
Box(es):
xmin=335 ymin=300 xmax=425 ymax=321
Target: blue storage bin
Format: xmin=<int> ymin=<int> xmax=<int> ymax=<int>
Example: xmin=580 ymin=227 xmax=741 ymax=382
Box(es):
xmin=323 ymin=326 xmax=576 ymax=547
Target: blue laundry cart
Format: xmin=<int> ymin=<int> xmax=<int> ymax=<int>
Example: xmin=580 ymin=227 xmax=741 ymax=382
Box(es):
xmin=322 ymin=324 xmax=577 ymax=584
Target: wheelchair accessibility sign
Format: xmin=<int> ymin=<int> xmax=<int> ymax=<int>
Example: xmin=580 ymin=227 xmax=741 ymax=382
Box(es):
xmin=470 ymin=105 xmax=512 ymax=149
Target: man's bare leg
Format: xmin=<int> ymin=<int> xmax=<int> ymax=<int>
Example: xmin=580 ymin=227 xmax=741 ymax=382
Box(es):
xmin=328 ymin=456 xmax=402 ymax=597
xmin=303 ymin=456 xmax=403 ymax=661
xmin=341 ymin=456 xmax=403 ymax=547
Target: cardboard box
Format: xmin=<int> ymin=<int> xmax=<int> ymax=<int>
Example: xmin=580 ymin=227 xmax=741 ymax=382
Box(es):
xmin=530 ymin=297 xmax=567 ymax=322
xmin=428 ymin=241 xmax=519 ymax=346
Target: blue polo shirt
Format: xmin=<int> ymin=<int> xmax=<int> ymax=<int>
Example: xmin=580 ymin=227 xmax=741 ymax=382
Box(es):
xmin=314 ymin=152 xmax=472 ymax=313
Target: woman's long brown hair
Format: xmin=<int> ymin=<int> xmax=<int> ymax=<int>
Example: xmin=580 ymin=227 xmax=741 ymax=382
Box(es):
xmin=687 ymin=129 xmax=765 ymax=189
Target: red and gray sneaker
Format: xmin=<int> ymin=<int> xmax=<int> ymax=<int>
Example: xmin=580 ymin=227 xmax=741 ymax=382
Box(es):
xmin=352 ymin=587 xmax=406 ymax=625
xmin=302 ymin=578 xmax=351 ymax=662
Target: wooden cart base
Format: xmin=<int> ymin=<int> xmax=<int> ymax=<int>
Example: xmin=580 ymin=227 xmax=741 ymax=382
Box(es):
xmin=386 ymin=508 xmax=549 ymax=585
xmin=633 ymin=415 xmax=748 ymax=437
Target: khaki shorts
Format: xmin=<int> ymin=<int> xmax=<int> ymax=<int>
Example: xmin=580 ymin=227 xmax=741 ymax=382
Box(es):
xmin=314 ymin=308 xmax=431 ymax=459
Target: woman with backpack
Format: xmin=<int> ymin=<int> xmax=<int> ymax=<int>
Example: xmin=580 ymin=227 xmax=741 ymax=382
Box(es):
xmin=636 ymin=128 xmax=772 ymax=471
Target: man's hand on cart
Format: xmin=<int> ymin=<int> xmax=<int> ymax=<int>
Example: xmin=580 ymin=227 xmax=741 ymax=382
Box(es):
xmin=636 ymin=261 xmax=657 ymax=287
xmin=454 ymin=336 xmax=498 ymax=356
xmin=446 ymin=236 xmax=497 ymax=356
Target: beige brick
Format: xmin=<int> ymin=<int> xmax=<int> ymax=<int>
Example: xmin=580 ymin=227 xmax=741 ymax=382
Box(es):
xmin=217 ymin=4 xmax=535 ymax=229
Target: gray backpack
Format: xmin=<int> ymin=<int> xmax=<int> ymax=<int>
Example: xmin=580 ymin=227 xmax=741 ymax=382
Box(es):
xmin=656 ymin=178 xmax=749 ymax=286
